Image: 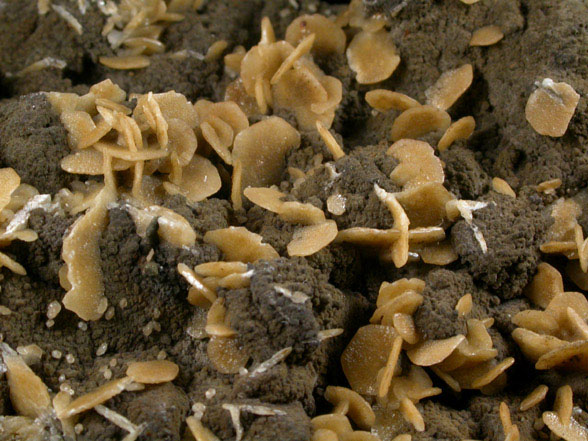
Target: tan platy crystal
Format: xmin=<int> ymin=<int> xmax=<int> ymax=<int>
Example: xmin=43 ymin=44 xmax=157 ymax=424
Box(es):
xmin=95 ymin=98 xmax=132 ymax=114
xmin=271 ymin=60 xmax=342 ymax=130
xmin=455 ymin=293 xmax=473 ymax=316
xmin=400 ymin=398 xmax=425 ymax=432
xmin=520 ymin=384 xmax=548 ymax=411
xmin=438 ymin=116 xmax=476 ymax=151
xmin=166 ymin=117 xmax=198 ymax=166
xmin=347 ymin=30 xmax=400 ymax=84
xmin=426 ymin=64 xmax=473 ymax=110
xmin=278 ymin=201 xmax=326 ymax=225
xmin=216 ymin=271 xmax=253 ymax=290
xmin=499 ymin=402 xmax=516 ymax=441
xmin=240 ymin=40 xmax=294 ymax=97
xmin=194 ymin=261 xmax=248 ymax=278
xmin=205 ymin=40 xmax=228 ymax=62
xmin=224 ymin=45 xmax=247 ymax=74
xmin=47 ymin=90 xmax=97 ymax=115
xmin=56 ymin=376 xmax=132 ymax=419
xmin=407 ymin=335 xmax=466 ymax=366
xmin=231 ymin=159 xmax=244 ymax=210
xmin=232 ymin=117 xmax=300 ymax=192
xmin=396 ymin=183 xmax=453 ymax=228
xmin=542 ymin=410 xmax=588 ymax=441
xmin=196 ymin=99 xmax=250 ymax=164
xmin=324 ymin=386 xmax=376 ymax=430
xmin=0 ymin=251 xmax=26 ymax=276
xmin=377 ymin=279 xmax=425 ymax=307
xmin=122 ymin=37 xmax=166 ymax=55
xmin=271 ymin=33 xmax=316 ymax=85
xmin=4 ymin=182 xmax=38 ymax=211
xmin=335 ymin=228 xmax=400 ymax=248
xmin=207 ymin=336 xmax=249 ymax=374
xmin=535 ymin=340 xmax=588 ymax=371
xmin=374 ymin=184 xmax=410 ymax=268
xmin=162 ymin=155 xmax=221 ymax=203
xmin=286 ymin=14 xmax=346 ymax=56
xmin=186 ymin=416 xmax=221 ymax=441
xmin=312 ymin=428 xmax=339 ymax=441
xmin=492 ymin=177 xmax=516 ymax=198
xmin=567 ymin=260 xmax=588 ymax=291
xmin=316 ymin=121 xmax=345 ymax=160
xmin=341 ymin=324 xmax=399 ymax=395
xmin=126 ymin=360 xmax=179 ymax=384
xmin=335 ymin=226 xmax=445 ymax=250
xmin=418 ymin=240 xmax=459 ymax=266
xmin=566 ymin=307 xmax=588 ymax=340
xmin=99 ymin=55 xmax=151 ymax=70
xmin=243 ymin=186 xmax=286 ymax=213
xmin=62 ymin=186 xmax=115 ymax=321
xmin=370 ymin=291 xmax=423 ymax=325
xmin=258 ymin=15 xmax=276 ymax=45
xmin=0 ymin=416 xmax=46 ymax=440
xmin=469 ymin=25 xmax=504 ymax=46
xmin=91 ymin=79 xmax=127 ymax=103
xmin=378 ymin=335 xmax=403 ymax=397
xmin=546 ymin=198 xmax=581 ymax=244
xmin=437 ymin=319 xmax=497 ymax=372
xmin=2 ymin=345 xmax=51 ymax=419
xmin=392 ymin=313 xmax=419 ymax=344
xmin=387 ymin=140 xmax=445 ymax=189
xmin=15 ymin=345 xmax=43 ymax=365
xmin=0 ymin=168 xmax=21 ymax=212
xmin=554 ymin=385 xmax=573 ymax=424
xmin=196 ymin=100 xmax=249 ymax=137
xmin=512 ymin=310 xmax=558 ymax=336
xmin=338 ymin=431 xmax=382 ymax=441
xmin=205 ymin=298 xmax=235 ymax=337
xmin=469 ymin=357 xmax=515 ymax=388
xmin=542 ymin=385 xmax=588 ymax=441
xmin=92 ymin=141 xmax=168 ymax=162
xmin=536 ymin=178 xmax=562 ymax=194
xmin=60 ymin=111 xmax=101 ymax=148
xmin=245 ymin=187 xmax=327 ymax=226
xmin=347 ymin=0 xmax=389 ymax=31
xmin=134 ymin=91 xmax=199 ymax=130
xmin=525 ymin=79 xmax=580 ymax=137
xmin=365 ymin=89 xmax=420 ymax=112
xmin=61 ymin=149 xmax=132 ymax=175
xmin=525 ymin=262 xmax=564 ymax=308
xmin=204 ymin=226 xmax=278 ymax=263
xmin=327 ymin=194 xmax=346 ymax=216
xmin=224 ymin=79 xmax=260 ymax=116
xmin=511 ymin=328 xmax=566 ymax=362
xmin=390 ymin=105 xmax=451 ymax=142
xmin=130 ymin=205 xmax=197 ymax=248
xmin=545 ymin=290 xmax=588 ymax=325
xmin=53 ymin=391 xmax=77 ymax=440
xmin=311 ymin=413 xmax=353 ymax=435
xmin=287 ymin=220 xmax=338 ymax=257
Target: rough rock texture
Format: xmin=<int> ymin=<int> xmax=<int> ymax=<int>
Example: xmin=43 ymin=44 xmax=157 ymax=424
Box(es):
xmin=0 ymin=94 xmax=73 ymax=193
xmin=413 ymin=269 xmax=500 ymax=340
xmin=291 ymin=145 xmax=400 ymax=230
xmin=470 ymin=395 xmax=542 ymax=441
xmin=0 ymin=0 xmax=587 ymax=440
xmin=451 ymin=192 xmax=551 ymax=298
xmin=441 ymin=144 xmax=491 ymax=200
xmin=12 ymin=208 xmax=76 ymax=285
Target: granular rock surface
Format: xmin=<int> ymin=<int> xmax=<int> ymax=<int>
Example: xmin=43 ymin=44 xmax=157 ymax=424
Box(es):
xmin=0 ymin=1 xmax=587 ymax=441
